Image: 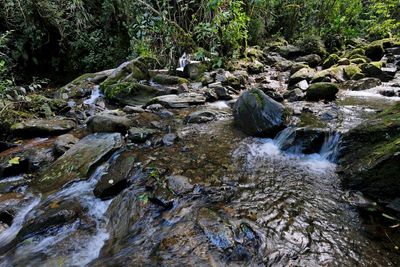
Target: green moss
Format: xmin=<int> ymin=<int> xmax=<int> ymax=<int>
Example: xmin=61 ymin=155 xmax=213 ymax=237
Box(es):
xmin=350 ymin=58 xmax=367 ymax=64
xmin=103 ymin=82 xmax=159 ymax=106
xmin=323 ymin=54 xmax=340 ymax=69
xmin=299 ymin=112 xmax=327 ymax=128
xmin=249 ymin=88 xmax=266 ymax=108
xmin=343 ymin=65 xmax=362 ymax=80
xmin=153 ymin=74 xmax=188 ymax=85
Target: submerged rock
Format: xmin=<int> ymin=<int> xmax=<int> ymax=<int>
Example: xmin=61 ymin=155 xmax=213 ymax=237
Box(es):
xmin=35 ymin=133 xmax=123 ymax=193
xmin=11 ymin=118 xmax=75 ymax=137
xmin=340 ymin=103 xmax=400 ymax=202
xmin=184 ymin=110 xmax=221 ymax=124
xmin=167 ymin=175 xmax=194 ymax=195
xmin=306 ymin=82 xmax=339 ymax=101
xmin=233 ymin=89 xmax=288 ymax=137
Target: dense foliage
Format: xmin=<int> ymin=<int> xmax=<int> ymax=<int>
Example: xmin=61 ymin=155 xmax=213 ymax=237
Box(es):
xmin=0 ymin=0 xmax=399 ymax=83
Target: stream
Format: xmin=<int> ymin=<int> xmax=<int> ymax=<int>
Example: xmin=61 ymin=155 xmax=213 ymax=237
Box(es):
xmin=0 ymin=70 xmax=400 ymax=266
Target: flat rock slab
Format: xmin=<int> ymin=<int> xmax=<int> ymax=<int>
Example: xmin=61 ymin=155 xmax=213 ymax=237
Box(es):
xmin=11 ymin=118 xmax=76 ymax=137
xmin=149 ymin=93 xmax=206 ymax=108
xmin=35 ymin=133 xmax=123 ymax=193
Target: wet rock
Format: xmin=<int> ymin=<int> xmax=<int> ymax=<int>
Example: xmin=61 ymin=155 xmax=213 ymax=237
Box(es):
xmin=279 ymin=128 xmax=327 ymax=154
xmin=359 ymin=62 xmax=392 ymax=81
xmin=197 ymin=208 xmax=235 ymax=250
xmin=295 ymin=54 xmax=321 ymax=68
xmin=342 ymin=78 xmax=382 ymax=91
xmin=158 ymin=110 xmax=174 ymax=119
xmin=153 ymin=74 xmax=189 ymax=85
xmin=264 ymin=52 xmax=286 ymax=65
xmin=381 ymin=67 xmax=397 ymax=77
xmin=148 ymin=93 xmax=206 ymax=108
xmin=306 ymin=82 xmax=339 ymax=101
xmin=290 ymin=63 xmax=309 ymax=75
xmin=94 ymin=152 xmax=137 ymax=200
xmin=343 ymin=65 xmax=363 ymax=80
xmin=284 ymin=88 xmax=304 ymax=102
xmin=340 ymin=103 xmax=400 ymax=202
xmin=213 ymin=86 xmax=232 ymax=100
xmin=167 ymin=175 xmax=194 ymax=195
xmin=11 ymin=118 xmax=75 ymax=137
xmin=275 ymin=60 xmax=294 ymax=71
xmin=365 ymin=43 xmax=384 ymax=61
xmin=289 ymin=67 xmax=316 ymax=85
xmin=338 ymin=58 xmax=350 ymax=66
xmin=233 ymin=89 xmax=288 ymax=137
xmin=247 ymin=60 xmax=264 ymax=74
xmin=184 ymin=110 xmax=222 ymax=124
xmin=323 ymin=54 xmax=340 ymax=69
xmin=162 ymin=133 xmax=178 ymax=146
xmin=201 ymin=72 xmax=215 ymax=85
xmin=264 ymin=91 xmax=284 ymax=103
xmin=276 ymin=45 xmax=303 ymax=59
xmin=122 ymin=105 xmax=145 ymax=114
xmin=35 ymin=133 xmax=123 ymax=193
xmin=183 ymin=62 xmax=209 ymax=80
xmin=102 ymin=82 xmax=161 ymax=106
xmin=17 ymin=199 xmax=84 ymax=240
xmin=216 ymin=70 xmax=241 ymax=90
xmin=312 ymin=66 xmax=346 ymax=83
xmin=87 ymin=113 xmax=132 ymax=133
xmin=53 ymin=134 xmax=79 ymax=156
xmin=128 ymin=127 xmax=159 ymax=143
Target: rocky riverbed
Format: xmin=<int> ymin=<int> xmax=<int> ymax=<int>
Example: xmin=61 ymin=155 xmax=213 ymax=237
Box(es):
xmin=0 ymin=38 xmax=399 ymax=266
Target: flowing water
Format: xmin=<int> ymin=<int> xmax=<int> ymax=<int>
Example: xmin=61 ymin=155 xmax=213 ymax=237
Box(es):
xmin=1 ymin=72 xmax=400 ymax=266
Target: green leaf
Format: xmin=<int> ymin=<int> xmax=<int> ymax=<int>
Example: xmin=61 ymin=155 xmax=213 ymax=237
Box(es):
xmin=8 ymin=157 xmax=20 ymax=165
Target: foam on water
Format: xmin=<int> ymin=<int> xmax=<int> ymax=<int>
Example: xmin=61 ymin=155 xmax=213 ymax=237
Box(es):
xmin=207 ymin=101 xmax=230 ymax=109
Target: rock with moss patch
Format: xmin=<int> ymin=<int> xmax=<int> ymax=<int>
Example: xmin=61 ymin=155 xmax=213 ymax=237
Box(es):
xmin=103 ymin=82 xmax=161 ymax=106
xmin=289 ymin=67 xmax=316 ymax=85
xmin=365 ymin=43 xmax=384 ymax=61
xmin=295 ymin=54 xmax=321 ymax=68
xmin=340 ymin=103 xmax=400 ymax=202
xmin=11 ymin=118 xmax=76 ymax=138
xmin=312 ymin=66 xmax=346 ymax=83
xmin=153 ymin=74 xmax=189 ymax=85
xmin=350 ymin=58 xmax=367 ymax=65
xmin=306 ymin=82 xmax=339 ymax=101
xmin=53 ymin=134 xmax=79 ymax=156
xmin=233 ymin=89 xmax=288 ymax=136
xmin=35 ymin=133 xmax=123 ymax=193
xmin=343 ymin=65 xmax=362 ymax=80
xmin=183 ymin=62 xmax=209 ymax=80
xmin=323 ymin=54 xmax=340 ymax=69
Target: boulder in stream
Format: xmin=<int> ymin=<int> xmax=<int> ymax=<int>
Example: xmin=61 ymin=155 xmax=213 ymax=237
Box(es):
xmin=11 ymin=118 xmax=75 ymax=137
xmin=35 ymin=133 xmax=123 ymax=193
xmin=340 ymin=103 xmax=400 ymax=203
xmin=87 ymin=113 xmax=132 ymax=133
xmin=306 ymin=82 xmax=339 ymax=101
xmin=147 ymin=93 xmax=206 ymax=108
xmin=233 ymin=89 xmax=288 ymax=137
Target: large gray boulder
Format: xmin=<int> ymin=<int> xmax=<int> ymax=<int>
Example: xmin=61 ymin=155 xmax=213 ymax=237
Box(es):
xmin=11 ymin=118 xmax=75 ymax=137
xmin=87 ymin=113 xmax=132 ymax=133
xmin=148 ymin=93 xmax=206 ymax=108
xmin=233 ymin=89 xmax=288 ymax=137
xmin=35 ymin=133 xmax=123 ymax=193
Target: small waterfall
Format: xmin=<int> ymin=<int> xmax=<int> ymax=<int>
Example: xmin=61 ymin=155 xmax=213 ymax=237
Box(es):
xmin=84 ymin=86 xmax=102 ymax=105
xmin=177 ymin=53 xmax=189 ymax=72
xmin=320 ymin=132 xmax=341 ymax=162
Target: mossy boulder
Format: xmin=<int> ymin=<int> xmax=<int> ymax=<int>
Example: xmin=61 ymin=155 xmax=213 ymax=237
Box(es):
xmin=102 ymin=82 xmax=160 ymax=106
xmin=343 ymin=65 xmax=362 ymax=80
xmin=101 ymin=58 xmax=153 ymax=91
xmin=359 ymin=62 xmax=392 ymax=81
xmin=364 ymin=42 xmax=385 ymax=61
xmin=306 ymin=82 xmax=339 ymax=101
xmin=323 ymin=54 xmax=340 ymax=69
xmin=34 ymin=133 xmax=123 ymax=194
xmin=233 ymin=88 xmax=288 ymax=137
xmin=289 ymin=67 xmax=316 ymax=85
xmin=347 ymin=48 xmax=365 ymax=58
xmin=183 ymin=62 xmax=209 ymax=80
xmin=350 ymin=58 xmax=367 ymax=64
xmin=342 ymin=78 xmax=381 ymax=91
xmin=340 ymin=103 xmax=400 ymax=202
xmin=276 ymin=45 xmax=303 ymax=59
xmin=312 ymin=66 xmax=346 ymax=83
xmin=153 ymin=74 xmax=189 ymax=85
